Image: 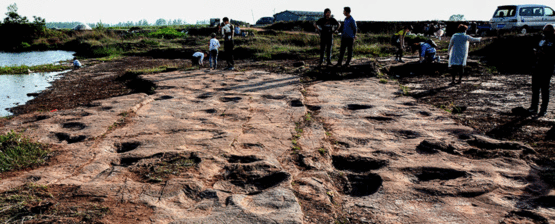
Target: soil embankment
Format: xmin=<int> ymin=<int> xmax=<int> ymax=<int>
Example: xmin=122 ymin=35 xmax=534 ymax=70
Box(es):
xmin=1 ymin=57 xmax=554 ymax=223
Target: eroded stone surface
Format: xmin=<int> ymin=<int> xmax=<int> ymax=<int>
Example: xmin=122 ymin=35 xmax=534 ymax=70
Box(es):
xmin=1 ymin=67 xmax=553 ymax=223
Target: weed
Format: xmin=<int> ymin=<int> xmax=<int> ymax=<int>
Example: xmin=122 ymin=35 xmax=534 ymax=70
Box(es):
xmin=379 ymin=78 xmax=388 ymax=84
xmin=305 ymin=113 xmax=312 ymax=121
xmin=325 ymin=132 xmax=332 ymax=137
xmin=0 ymin=131 xmax=49 ymax=172
xmin=399 ymin=85 xmax=410 ymax=96
xmin=318 ymin=148 xmax=327 ymax=155
xmin=292 ymin=139 xmax=298 ymax=145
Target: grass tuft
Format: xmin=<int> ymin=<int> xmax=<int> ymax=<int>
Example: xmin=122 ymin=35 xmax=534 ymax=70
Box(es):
xmin=0 ymin=131 xmax=50 ymax=173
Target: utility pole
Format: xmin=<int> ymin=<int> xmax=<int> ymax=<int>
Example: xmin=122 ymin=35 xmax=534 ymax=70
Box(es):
xmin=252 ymin=9 xmax=255 ymax=24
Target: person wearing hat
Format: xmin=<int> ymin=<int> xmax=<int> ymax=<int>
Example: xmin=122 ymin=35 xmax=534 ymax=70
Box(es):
xmin=393 ymin=25 xmax=413 ymax=63
xmin=419 ymin=39 xmax=440 ymax=63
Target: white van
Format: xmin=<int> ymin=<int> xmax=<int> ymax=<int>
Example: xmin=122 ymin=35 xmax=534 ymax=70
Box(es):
xmin=490 ymin=4 xmax=555 ymax=34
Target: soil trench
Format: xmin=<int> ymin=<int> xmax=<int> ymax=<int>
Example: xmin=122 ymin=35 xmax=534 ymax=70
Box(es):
xmin=1 ymin=60 xmax=554 ymax=223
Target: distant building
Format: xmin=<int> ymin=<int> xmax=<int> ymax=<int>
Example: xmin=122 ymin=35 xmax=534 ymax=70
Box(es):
xmin=256 ymin=17 xmax=275 ymax=25
xmin=273 ymin=10 xmax=324 ymax=22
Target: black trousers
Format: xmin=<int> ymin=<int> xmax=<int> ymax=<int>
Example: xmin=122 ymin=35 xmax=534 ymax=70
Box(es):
xmin=338 ymin=37 xmax=354 ymax=66
xmin=451 ymin=65 xmax=464 ymax=82
xmin=224 ymin=40 xmax=234 ymax=67
xmin=320 ymin=37 xmax=333 ymax=64
xmin=531 ymin=66 xmax=554 ymax=111
xmin=396 ymin=42 xmax=403 ymax=58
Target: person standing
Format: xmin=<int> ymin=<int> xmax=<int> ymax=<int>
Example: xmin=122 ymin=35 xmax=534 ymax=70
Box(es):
xmin=448 ymin=24 xmax=481 ymax=84
xmin=393 ymin=26 xmax=413 ymax=63
xmin=314 ymin=8 xmax=340 ymax=66
xmin=209 ymin=33 xmax=220 ymax=70
xmin=528 ymin=24 xmax=555 ymax=117
xmin=221 ymin=17 xmax=235 ymax=70
xmin=336 ymin=7 xmax=357 ymax=68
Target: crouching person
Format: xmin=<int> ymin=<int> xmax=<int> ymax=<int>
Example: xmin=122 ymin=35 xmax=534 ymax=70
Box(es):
xmin=528 ymin=24 xmax=555 ymax=117
xmin=419 ymin=39 xmax=440 ymax=63
xmin=192 ymin=51 xmax=206 ymax=67
xmin=73 ymin=58 xmax=82 ymax=69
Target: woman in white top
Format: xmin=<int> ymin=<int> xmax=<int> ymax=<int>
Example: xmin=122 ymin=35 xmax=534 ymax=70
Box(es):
xmin=448 ymin=24 xmax=481 ymax=84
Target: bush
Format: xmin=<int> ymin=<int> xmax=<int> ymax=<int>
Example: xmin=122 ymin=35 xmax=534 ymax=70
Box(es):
xmin=148 ymin=27 xmax=187 ymax=39
xmin=0 ymin=131 xmax=49 ymax=172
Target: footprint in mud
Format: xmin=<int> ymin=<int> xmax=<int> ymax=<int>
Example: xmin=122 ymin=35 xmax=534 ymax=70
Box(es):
xmin=220 ymin=97 xmax=242 ymax=103
xmin=155 ymin=95 xmax=174 ymax=100
xmin=101 ymin=106 xmax=114 ymax=111
xmin=204 ymin=109 xmax=217 ymax=114
xmin=405 ymin=167 xmax=468 ymax=182
xmin=392 ymin=130 xmax=422 ymax=139
xmin=115 ymin=142 xmax=142 ymax=153
xmin=365 ymin=116 xmax=394 ymax=122
xmin=306 ymin=105 xmax=322 ymax=111
xmin=197 ymin=92 xmax=213 ymax=99
xmin=346 ymin=104 xmax=373 ymax=110
xmin=227 ymin=155 xmax=264 ymax=164
xmin=53 ymin=133 xmax=87 ymax=144
xmin=290 ymin=99 xmax=304 ymax=107
xmin=332 ymin=155 xmax=388 ymax=173
xmin=216 ymin=161 xmax=291 ymax=194
xmin=262 ymin=95 xmax=286 ymax=100
xmin=62 ymin=122 xmax=87 ymax=131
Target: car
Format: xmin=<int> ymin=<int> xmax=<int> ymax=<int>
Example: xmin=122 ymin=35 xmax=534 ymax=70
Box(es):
xmin=256 ymin=17 xmax=275 ymax=25
xmin=490 ymin=4 xmax=555 ymax=35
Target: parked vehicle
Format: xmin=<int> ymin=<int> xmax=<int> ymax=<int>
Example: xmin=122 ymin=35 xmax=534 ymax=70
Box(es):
xmin=490 ymin=4 xmax=555 ymax=35
xmin=256 ymin=17 xmax=275 ymax=26
xmin=477 ymin=22 xmax=492 ymax=37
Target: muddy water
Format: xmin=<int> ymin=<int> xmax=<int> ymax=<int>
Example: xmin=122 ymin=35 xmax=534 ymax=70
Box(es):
xmin=1 ymin=71 xmax=68 ymax=116
xmin=0 ymin=50 xmax=75 ymax=67
xmin=0 ymin=50 xmax=75 ymax=117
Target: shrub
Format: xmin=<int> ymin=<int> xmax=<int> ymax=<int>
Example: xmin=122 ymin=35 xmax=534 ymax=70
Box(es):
xmin=148 ymin=27 xmax=187 ymax=39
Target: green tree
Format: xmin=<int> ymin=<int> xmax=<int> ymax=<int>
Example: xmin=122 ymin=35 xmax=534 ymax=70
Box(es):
xmin=449 ymin=14 xmax=466 ymax=21
xmin=3 ymin=3 xmax=28 ymax=24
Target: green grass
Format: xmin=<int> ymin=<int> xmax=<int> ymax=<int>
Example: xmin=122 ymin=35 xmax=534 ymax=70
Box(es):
xmin=0 ymin=131 xmax=50 ymax=173
xmin=318 ymin=148 xmax=327 ymax=155
xmin=399 ymin=85 xmax=410 ymax=96
xmin=125 ymin=65 xmax=181 ymax=75
xmin=379 ymin=79 xmax=388 ymax=84
xmin=0 ymin=64 xmax=71 ymax=75
xmin=148 ymin=27 xmax=187 ymax=39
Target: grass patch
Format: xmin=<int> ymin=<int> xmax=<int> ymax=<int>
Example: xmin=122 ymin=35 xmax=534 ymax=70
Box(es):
xmin=148 ymin=27 xmax=187 ymax=39
xmin=125 ymin=65 xmax=181 ymax=75
xmin=379 ymin=79 xmax=388 ymax=84
xmin=399 ymin=85 xmax=410 ymax=96
xmin=0 ymin=64 xmax=70 ymax=75
xmin=318 ymin=148 xmax=327 ymax=155
xmin=0 ymin=131 xmax=50 ymax=173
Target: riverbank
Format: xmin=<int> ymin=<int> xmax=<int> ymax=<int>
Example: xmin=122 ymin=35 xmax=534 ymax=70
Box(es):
xmin=0 ymin=64 xmax=71 ymax=75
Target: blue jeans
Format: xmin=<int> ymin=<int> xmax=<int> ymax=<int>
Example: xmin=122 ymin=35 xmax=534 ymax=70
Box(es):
xmin=209 ymin=49 xmax=218 ymax=69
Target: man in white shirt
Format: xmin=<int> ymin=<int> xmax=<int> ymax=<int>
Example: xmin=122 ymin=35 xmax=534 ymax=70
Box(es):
xmin=209 ymin=33 xmax=220 ymax=69
xmin=192 ymin=52 xmax=206 ymax=67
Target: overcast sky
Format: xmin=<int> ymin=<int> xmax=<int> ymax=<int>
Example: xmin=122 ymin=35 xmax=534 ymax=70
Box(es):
xmin=1 ymin=0 xmax=554 ymax=24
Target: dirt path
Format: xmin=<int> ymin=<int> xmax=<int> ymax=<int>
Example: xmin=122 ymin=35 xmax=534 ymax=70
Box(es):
xmin=1 ymin=62 xmax=554 ymax=223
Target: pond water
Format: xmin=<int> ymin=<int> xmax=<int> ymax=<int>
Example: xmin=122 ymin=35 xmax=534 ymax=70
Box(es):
xmin=0 ymin=50 xmax=75 ymax=117
xmin=0 ymin=50 xmax=76 ymax=67
xmin=0 ymin=71 xmax=68 ymax=117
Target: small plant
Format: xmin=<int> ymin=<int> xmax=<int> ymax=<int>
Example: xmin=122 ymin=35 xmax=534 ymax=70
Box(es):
xmin=399 ymin=85 xmax=410 ymax=96
xmin=292 ymin=139 xmax=298 ymax=145
xmin=305 ymin=113 xmax=312 ymax=121
xmin=0 ymin=131 xmax=49 ymax=172
xmin=318 ymin=148 xmax=327 ymax=155
xmin=325 ymin=132 xmax=332 ymax=137
xmin=379 ymin=78 xmax=388 ymax=84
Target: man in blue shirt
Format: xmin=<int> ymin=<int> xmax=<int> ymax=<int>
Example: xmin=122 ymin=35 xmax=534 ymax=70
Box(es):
xmin=337 ymin=7 xmax=357 ymax=67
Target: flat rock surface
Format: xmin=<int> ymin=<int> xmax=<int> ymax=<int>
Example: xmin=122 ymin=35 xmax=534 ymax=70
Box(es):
xmin=1 ymin=66 xmax=554 ymax=223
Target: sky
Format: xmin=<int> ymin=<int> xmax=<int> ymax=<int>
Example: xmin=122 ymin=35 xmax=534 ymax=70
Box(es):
xmin=1 ymin=0 xmax=554 ymax=24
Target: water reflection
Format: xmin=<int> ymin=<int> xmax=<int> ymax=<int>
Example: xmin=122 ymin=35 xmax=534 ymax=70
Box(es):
xmin=1 ymin=71 xmax=68 ymax=117
xmin=0 ymin=50 xmax=75 ymax=67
